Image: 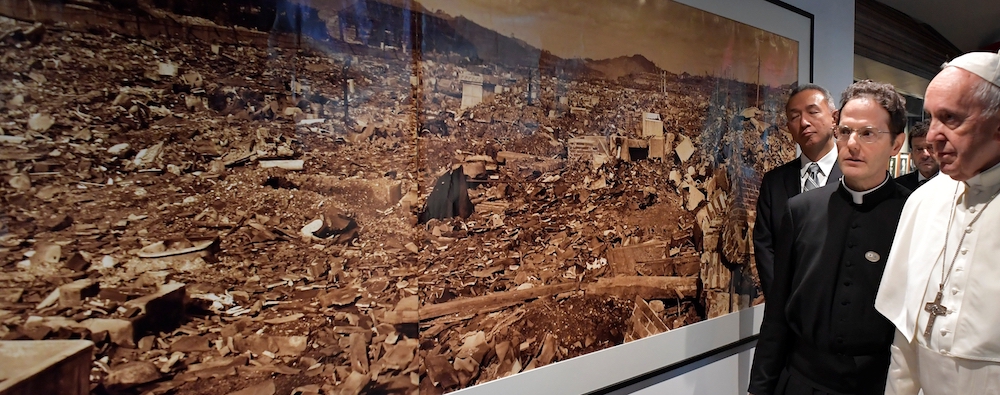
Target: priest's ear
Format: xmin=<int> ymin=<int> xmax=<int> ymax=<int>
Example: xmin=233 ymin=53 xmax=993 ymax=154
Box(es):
xmin=891 ymin=131 xmax=905 ymax=155
xmin=832 ymin=109 xmax=840 ymax=125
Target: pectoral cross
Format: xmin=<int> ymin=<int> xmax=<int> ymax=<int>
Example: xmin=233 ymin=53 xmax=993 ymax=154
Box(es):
xmin=923 ymin=290 xmax=948 ymax=338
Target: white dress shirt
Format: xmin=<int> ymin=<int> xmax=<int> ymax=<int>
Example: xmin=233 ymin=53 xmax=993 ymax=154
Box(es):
xmin=799 ymin=146 xmax=838 ymax=192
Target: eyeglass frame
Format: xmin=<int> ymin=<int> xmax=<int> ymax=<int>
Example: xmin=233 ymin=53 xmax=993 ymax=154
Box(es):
xmin=832 ymin=125 xmax=892 ymax=144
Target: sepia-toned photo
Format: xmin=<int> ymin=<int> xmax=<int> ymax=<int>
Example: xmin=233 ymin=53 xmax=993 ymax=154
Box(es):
xmin=0 ymin=0 xmax=800 ymax=393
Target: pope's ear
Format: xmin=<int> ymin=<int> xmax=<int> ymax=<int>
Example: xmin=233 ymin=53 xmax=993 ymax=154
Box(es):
xmin=994 ymin=115 xmax=1000 ymax=141
xmin=832 ymin=110 xmax=840 ymax=125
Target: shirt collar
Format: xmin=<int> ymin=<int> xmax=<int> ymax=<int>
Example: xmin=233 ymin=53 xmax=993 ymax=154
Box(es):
xmin=800 ymin=145 xmax=838 ymax=177
xmin=917 ymin=171 xmax=938 ymax=182
xmin=964 ymin=160 xmax=1000 ymax=190
xmin=841 ymin=172 xmax=890 ymax=205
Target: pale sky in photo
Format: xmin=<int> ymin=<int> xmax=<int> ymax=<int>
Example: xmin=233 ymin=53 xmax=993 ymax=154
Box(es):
xmin=415 ymin=0 xmax=798 ymax=86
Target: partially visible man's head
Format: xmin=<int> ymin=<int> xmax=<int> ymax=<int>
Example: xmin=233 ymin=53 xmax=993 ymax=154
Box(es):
xmin=785 ymin=84 xmax=837 ymax=160
xmin=908 ymin=120 xmax=939 ymax=178
xmin=924 ymin=51 xmax=1000 ymax=181
xmin=835 ymin=80 xmax=907 ymax=190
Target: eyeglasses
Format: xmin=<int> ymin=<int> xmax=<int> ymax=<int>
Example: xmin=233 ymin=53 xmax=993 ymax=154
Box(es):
xmin=833 ymin=125 xmax=891 ymax=144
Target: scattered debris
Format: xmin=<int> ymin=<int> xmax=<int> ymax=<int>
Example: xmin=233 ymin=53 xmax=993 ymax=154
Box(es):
xmin=420 ymin=167 xmax=473 ymax=223
xmin=258 ymin=160 xmax=304 ymax=171
xmin=0 ymin=2 xmax=795 ymax=393
xmin=136 ymin=238 xmax=217 ymax=258
xmin=28 ymin=113 xmax=55 ymax=132
xmin=104 ymin=361 xmax=162 ymax=391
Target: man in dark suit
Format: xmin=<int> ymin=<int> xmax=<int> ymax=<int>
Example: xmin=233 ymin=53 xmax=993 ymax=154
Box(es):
xmin=753 ymin=84 xmax=842 ymax=297
xmin=749 ymin=81 xmax=911 ymax=395
xmin=895 ymin=120 xmax=938 ymax=191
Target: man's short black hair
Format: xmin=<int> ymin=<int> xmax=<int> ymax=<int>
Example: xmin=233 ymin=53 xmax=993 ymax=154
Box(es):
xmin=787 ymin=83 xmax=836 ymax=112
xmin=839 ymin=80 xmax=907 ymax=137
xmin=908 ymin=120 xmax=930 ymax=148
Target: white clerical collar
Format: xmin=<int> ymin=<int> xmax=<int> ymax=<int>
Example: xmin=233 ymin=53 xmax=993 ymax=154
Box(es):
xmin=841 ymin=174 xmax=889 ymax=204
xmin=964 ymin=160 xmax=1000 ymax=190
xmin=799 ymin=145 xmax=838 ymax=177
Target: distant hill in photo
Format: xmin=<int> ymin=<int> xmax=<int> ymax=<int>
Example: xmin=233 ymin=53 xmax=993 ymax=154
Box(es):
xmin=585 ymin=54 xmax=663 ymax=80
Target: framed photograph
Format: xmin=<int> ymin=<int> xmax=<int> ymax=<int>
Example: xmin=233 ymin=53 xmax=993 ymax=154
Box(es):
xmin=0 ymin=0 xmax=812 ymax=393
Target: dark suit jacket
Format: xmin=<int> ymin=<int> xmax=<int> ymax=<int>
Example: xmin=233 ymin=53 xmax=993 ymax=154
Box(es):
xmin=753 ymin=158 xmax=842 ymax=296
xmin=749 ymin=179 xmax=910 ymax=395
xmin=895 ymin=171 xmax=936 ymax=192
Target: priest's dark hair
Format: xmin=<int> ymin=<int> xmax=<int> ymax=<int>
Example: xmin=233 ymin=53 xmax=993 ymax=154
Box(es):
xmin=838 ymin=80 xmax=908 ymax=137
xmin=908 ymin=120 xmax=930 ymax=149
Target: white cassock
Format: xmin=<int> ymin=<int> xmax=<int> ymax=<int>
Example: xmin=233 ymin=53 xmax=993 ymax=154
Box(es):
xmin=876 ymin=161 xmax=1000 ymax=395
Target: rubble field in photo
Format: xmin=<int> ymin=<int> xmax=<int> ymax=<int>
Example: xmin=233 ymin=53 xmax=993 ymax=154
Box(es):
xmin=0 ymin=1 xmax=795 ymax=394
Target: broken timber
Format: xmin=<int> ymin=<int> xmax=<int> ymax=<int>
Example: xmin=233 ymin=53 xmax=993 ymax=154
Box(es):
xmin=0 ymin=340 xmax=94 ymax=395
xmin=419 ymin=276 xmax=697 ymax=322
xmin=584 ymin=276 xmax=698 ymax=300
xmin=419 ymin=283 xmax=577 ymax=321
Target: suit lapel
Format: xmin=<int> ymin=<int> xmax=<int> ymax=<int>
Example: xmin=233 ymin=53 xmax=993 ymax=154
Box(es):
xmin=784 ymin=164 xmax=801 ymax=198
xmin=826 ymin=162 xmax=843 ymax=186
xmin=782 ymin=159 xmax=841 ymax=197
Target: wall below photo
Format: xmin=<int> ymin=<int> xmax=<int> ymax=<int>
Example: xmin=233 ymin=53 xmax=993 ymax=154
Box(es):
xmin=451 ymin=305 xmax=764 ymax=395
xmin=624 ymin=348 xmax=755 ymax=395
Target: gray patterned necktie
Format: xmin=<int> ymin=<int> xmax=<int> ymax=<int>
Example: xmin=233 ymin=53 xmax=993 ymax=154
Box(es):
xmin=803 ymin=163 xmax=821 ymax=192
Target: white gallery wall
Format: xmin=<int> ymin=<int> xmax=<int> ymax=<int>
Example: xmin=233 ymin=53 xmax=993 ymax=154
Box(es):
xmin=784 ymin=0 xmax=855 ymax=94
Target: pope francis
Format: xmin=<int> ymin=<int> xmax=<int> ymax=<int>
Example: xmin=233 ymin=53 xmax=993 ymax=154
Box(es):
xmin=875 ymin=50 xmax=1000 ymax=394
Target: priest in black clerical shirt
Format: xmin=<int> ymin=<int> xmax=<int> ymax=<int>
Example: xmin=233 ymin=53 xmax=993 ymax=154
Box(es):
xmin=749 ymin=81 xmax=911 ymax=395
